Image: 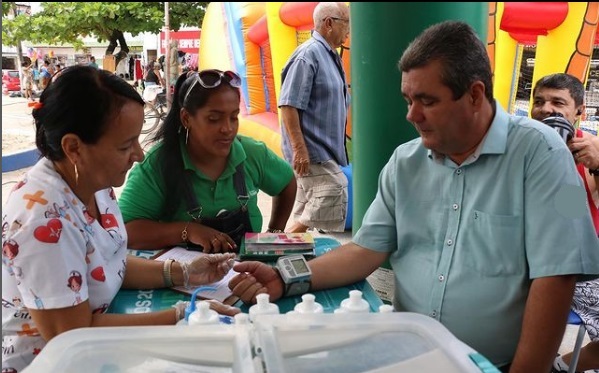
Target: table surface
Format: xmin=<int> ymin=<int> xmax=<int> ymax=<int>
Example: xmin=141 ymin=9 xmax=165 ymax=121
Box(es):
xmin=109 ymin=237 xmax=384 ymax=315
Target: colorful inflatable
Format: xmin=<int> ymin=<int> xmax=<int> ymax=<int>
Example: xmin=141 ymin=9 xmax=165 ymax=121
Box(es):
xmin=199 ymin=2 xmax=352 ymax=159
xmin=489 ymin=2 xmax=599 ymax=113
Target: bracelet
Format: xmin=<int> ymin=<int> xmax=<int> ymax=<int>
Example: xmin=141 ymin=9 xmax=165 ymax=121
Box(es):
xmin=163 ymin=259 xmax=175 ymax=287
xmin=181 ymin=221 xmax=191 ymax=243
xmin=267 ymin=228 xmax=284 ymax=233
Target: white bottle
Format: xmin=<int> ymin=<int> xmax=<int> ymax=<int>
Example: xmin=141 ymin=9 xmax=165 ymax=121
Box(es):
xmin=293 ymin=293 xmax=324 ymax=314
xmin=378 ymin=304 xmax=395 ymax=313
xmin=234 ymin=313 xmax=250 ymax=325
xmin=188 ymin=301 xmax=220 ymax=325
xmin=337 ymin=290 xmax=370 ymax=313
xmin=249 ymin=293 xmax=280 ymax=322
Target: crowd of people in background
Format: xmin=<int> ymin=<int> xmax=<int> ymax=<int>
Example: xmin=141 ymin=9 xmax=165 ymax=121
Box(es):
xmin=13 ymin=51 xmax=199 ymax=101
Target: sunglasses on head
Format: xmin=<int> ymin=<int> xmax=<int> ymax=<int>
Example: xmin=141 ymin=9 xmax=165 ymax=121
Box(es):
xmin=183 ymin=69 xmax=242 ymax=104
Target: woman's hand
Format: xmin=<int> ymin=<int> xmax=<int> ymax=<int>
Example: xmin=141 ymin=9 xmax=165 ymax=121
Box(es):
xmin=188 ymin=223 xmax=237 ymax=253
xmin=183 ymin=253 xmax=236 ymax=286
xmin=228 ymin=261 xmax=285 ymax=304
xmin=173 ymin=299 xmax=240 ymax=322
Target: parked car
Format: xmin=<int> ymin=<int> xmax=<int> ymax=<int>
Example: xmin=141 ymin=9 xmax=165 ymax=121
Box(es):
xmin=2 ymin=70 xmax=21 ymax=95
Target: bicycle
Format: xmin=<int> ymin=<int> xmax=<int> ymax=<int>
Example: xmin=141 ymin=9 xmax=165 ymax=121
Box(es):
xmin=142 ymin=86 xmax=167 ymax=135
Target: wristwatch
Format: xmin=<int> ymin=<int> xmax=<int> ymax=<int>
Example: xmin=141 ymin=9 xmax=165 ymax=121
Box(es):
xmin=589 ymin=168 xmax=599 ymax=176
xmin=275 ymin=255 xmax=312 ymax=297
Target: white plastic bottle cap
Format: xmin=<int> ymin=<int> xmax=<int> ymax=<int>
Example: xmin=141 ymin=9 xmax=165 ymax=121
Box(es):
xmin=338 ymin=290 xmax=370 ymax=313
xmin=294 ymin=293 xmax=324 ymax=314
xmin=234 ymin=313 xmax=250 ymax=325
xmin=378 ymin=304 xmax=394 ymax=313
xmin=249 ymin=293 xmax=280 ymax=322
xmin=188 ymin=301 xmax=220 ymax=325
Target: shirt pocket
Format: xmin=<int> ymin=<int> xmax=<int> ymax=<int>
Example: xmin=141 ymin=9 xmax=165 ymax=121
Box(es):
xmin=462 ymin=209 xmax=524 ymax=276
xmin=310 ymin=184 xmax=347 ymax=222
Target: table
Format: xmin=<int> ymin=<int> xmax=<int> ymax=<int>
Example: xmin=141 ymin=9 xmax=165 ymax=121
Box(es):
xmin=108 ymin=237 xmax=384 ymax=315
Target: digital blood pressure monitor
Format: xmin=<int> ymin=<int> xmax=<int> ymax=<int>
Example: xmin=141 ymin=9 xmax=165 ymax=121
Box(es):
xmin=276 ymin=255 xmax=312 ymax=297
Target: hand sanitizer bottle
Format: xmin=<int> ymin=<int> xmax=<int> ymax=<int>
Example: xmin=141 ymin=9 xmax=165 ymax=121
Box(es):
xmin=293 ymin=293 xmax=324 ymax=314
xmin=188 ymin=301 xmax=220 ymax=325
xmin=249 ymin=293 xmax=280 ymax=322
xmin=336 ymin=290 xmax=370 ymax=313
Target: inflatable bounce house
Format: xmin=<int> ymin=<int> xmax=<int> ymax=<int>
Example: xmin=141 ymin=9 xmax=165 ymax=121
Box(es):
xmin=489 ymin=2 xmax=599 ymax=131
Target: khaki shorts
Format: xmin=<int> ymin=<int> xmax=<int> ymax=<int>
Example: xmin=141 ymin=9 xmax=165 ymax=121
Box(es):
xmin=292 ymin=160 xmax=348 ymax=232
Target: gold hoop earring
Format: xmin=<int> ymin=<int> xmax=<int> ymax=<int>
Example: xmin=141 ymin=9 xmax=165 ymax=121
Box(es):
xmin=74 ymin=163 xmax=79 ymax=186
xmin=185 ymin=127 xmax=189 ymax=145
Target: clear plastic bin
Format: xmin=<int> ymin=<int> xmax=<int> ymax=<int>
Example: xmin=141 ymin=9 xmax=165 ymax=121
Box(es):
xmin=252 ymin=312 xmax=499 ymax=373
xmin=23 ymin=312 xmax=499 ymax=373
xmin=23 ymin=324 xmax=255 ymax=373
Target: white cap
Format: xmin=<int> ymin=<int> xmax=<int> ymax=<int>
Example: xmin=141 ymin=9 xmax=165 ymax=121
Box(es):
xmin=249 ymin=293 xmax=280 ymax=322
xmin=294 ymin=293 xmax=324 ymax=314
xmin=338 ymin=290 xmax=370 ymax=313
xmin=378 ymin=304 xmax=395 ymax=313
xmin=188 ymin=301 xmax=219 ymax=325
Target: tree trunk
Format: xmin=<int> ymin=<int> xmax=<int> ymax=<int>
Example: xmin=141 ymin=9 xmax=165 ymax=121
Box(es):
xmin=105 ymin=30 xmax=130 ymax=67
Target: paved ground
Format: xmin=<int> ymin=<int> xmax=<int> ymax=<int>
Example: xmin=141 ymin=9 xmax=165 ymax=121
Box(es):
xmin=1 ymin=93 xmax=590 ymax=367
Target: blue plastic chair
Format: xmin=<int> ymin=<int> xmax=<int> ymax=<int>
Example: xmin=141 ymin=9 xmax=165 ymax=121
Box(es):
xmin=567 ymin=310 xmax=586 ymax=373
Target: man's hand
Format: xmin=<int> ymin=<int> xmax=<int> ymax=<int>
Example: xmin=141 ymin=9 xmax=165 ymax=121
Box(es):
xmin=569 ymin=131 xmax=599 ymax=170
xmin=292 ymin=146 xmax=310 ymax=176
xmin=228 ymin=261 xmax=284 ymax=304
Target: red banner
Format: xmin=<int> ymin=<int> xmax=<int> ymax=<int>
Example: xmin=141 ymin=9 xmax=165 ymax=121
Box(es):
xmin=159 ymin=29 xmax=201 ymax=55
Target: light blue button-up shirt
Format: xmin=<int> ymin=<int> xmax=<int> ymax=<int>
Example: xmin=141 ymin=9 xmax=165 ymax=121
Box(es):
xmin=353 ymin=104 xmax=599 ymax=366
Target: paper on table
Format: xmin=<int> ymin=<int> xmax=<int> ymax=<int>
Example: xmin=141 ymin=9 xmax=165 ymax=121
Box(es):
xmin=154 ymin=247 xmax=236 ymax=303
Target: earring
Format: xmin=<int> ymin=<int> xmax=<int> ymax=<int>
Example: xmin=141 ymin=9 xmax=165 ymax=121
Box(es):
xmin=74 ymin=163 xmax=79 ymax=186
xmin=185 ymin=127 xmax=189 ymax=145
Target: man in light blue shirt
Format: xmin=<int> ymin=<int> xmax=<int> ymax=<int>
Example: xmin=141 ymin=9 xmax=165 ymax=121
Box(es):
xmin=229 ymin=21 xmax=599 ymax=372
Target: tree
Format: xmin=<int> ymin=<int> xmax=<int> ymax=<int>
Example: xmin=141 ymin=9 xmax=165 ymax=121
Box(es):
xmin=2 ymin=2 xmax=208 ymax=66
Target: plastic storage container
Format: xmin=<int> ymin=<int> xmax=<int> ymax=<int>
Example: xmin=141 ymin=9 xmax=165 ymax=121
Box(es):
xmin=252 ymin=312 xmax=500 ymax=373
xmin=23 ymin=312 xmax=499 ymax=373
xmin=22 ymin=324 xmax=255 ymax=373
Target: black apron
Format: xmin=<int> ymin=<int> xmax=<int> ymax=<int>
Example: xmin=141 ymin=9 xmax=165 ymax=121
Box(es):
xmin=183 ymin=164 xmax=253 ymax=251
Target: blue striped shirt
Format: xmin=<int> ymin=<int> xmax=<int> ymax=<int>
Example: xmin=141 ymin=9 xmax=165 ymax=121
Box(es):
xmin=279 ymin=31 xmax=349 ymax=166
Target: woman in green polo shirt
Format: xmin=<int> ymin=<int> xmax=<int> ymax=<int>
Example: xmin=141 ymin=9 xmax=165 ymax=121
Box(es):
xmin=119 ymin=70 xmax=296 ymax=253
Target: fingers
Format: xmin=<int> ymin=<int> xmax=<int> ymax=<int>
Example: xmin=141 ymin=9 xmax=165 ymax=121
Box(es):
xmin=231 ymin=260 xmax=266 ymax=274
xmin=231 ymin=275 xmax=267 ymax=304
xmin=293 ymin=158 xmax=310 ymax=176
xmin=229 ymin=273 xmax=268 ymax=304
xmin=207 ymin=233 xmax=237 ymax=253
xmin=205 ymin=299 xmax=241 ymax=317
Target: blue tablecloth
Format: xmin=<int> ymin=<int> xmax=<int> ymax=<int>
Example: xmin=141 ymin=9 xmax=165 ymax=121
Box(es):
xmin=108 ymin=237 xmax=383 ymax=314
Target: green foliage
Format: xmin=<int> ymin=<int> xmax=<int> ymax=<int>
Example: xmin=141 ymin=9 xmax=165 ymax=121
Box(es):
xmin=2 ymin=2 xmax=13 ymax=17
xmin=2 ymin=2 xmax=208 ymax=48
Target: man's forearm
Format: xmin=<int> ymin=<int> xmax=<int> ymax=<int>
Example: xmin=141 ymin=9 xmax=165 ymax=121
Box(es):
xmin=509 ymin=275 xmax=576 ymax=373
xmin=280 ymin=106 xmax=306 ymax=151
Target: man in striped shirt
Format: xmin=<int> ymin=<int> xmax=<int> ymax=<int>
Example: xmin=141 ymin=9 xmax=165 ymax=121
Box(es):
xmin=279 ymin=2 xmax=351 ymax=233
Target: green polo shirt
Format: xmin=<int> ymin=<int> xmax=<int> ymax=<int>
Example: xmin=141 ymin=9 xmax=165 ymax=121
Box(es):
xmin=119 ymin=135 xmax=293 ymax=231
